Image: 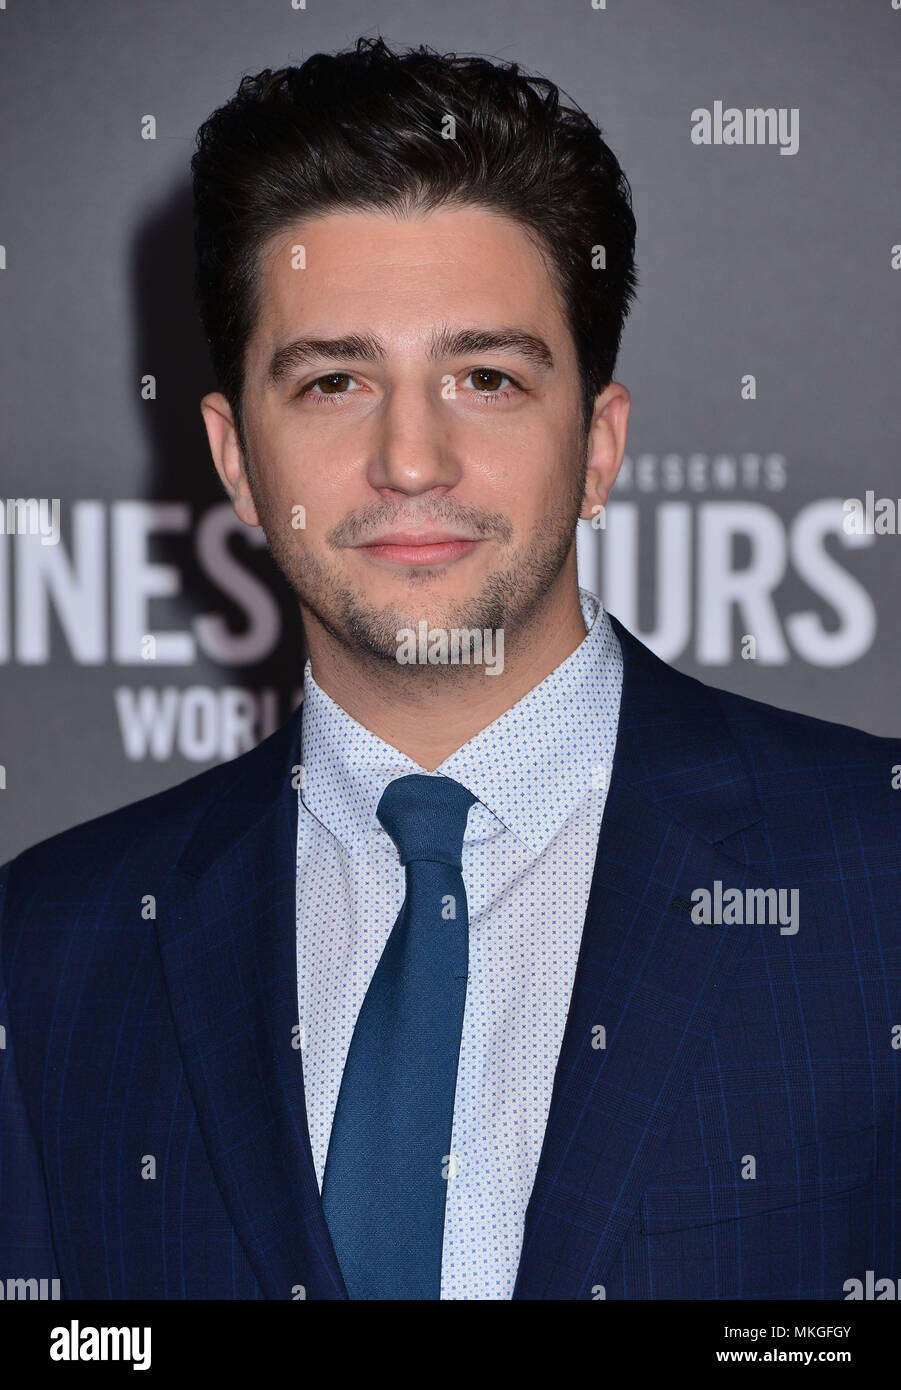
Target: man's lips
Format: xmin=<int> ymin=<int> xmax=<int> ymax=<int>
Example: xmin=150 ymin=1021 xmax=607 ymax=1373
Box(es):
xmin=355 ymin=532 xmax=483 ymax=566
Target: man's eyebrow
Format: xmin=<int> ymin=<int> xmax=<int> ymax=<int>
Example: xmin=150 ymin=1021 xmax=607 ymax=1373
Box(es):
xmin=265 ymin=325 xmax=555 ymax=386
xmin=427 ymin=325 xmax=555 ymax=372
xmin=266 ymin=333 xmax=385 ymax=385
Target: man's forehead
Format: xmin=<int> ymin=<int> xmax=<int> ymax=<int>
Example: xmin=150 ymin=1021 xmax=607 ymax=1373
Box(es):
xmin=247 ymin=206 xmax=571 ymax=368
xmin=257 ymin=205 xmax=557 ymax=299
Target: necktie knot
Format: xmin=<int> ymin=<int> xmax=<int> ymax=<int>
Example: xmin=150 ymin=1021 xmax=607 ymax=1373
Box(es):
xmin=376 ymin=773 xmax=476 ymax=869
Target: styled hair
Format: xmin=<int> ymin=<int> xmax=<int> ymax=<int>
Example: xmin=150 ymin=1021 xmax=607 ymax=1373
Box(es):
xmin=191 ymin=35 xmax=638 ymax=444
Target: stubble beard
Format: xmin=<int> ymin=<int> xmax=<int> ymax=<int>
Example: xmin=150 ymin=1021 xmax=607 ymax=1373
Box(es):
xmin=247 ymin=443 xmax=588 ymax=686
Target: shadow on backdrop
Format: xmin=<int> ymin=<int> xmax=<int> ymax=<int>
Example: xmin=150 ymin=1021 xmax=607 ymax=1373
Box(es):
xmin=130 ymin=178 xmax=307 ymax=713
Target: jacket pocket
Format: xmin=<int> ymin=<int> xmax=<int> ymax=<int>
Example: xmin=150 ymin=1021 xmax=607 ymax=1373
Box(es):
xmin=639 ymin=1125 xmax=877 ymax=1235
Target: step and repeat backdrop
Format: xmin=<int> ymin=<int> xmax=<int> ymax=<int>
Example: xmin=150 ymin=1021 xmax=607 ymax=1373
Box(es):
xmin=1 ymin=0 xmax=899 ymax=859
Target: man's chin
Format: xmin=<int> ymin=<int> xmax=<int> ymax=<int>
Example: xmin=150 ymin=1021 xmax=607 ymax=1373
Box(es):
xmin=330 ymin=586 xmax=513 ymax=664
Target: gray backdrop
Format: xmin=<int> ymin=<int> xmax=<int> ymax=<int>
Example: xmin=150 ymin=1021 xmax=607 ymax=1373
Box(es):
xmin=1 ymin=0 xmax=900 ymax=861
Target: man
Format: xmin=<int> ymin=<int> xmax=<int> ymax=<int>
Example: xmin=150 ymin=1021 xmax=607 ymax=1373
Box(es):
xmin=1 ymin=36 xmax=898 ymax=1302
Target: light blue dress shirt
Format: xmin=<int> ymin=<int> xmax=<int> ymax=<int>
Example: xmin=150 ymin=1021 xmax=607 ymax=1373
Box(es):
xmin=295 ymin=587 xmax=623 ymax=1299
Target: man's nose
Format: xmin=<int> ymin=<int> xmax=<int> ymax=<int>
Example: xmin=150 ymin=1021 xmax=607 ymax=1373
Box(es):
xmin=366 ymin=379 xmax=461 ymax=496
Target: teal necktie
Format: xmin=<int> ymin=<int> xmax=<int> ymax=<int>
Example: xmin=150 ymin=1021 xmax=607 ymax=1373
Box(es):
xmin=320 ymin=773 xmax=476 ymax=1299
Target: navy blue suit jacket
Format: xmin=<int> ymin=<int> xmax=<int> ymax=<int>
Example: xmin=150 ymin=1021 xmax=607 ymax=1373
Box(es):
xmin=2 ymin=618 xmax=899 ymax=1299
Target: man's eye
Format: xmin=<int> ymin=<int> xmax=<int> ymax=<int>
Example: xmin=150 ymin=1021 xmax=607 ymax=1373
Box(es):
xmin=305 ymin=372 xmax=357 ymax=397
xmin=465 ymin=368 xmax=514 ymax=393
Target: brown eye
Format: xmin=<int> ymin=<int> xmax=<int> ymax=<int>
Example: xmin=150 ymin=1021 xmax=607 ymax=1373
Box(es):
xmin=469 ymin=368 xmax=508 ymax=392
xmin=313 ymin=372 xmax=353 ymax=394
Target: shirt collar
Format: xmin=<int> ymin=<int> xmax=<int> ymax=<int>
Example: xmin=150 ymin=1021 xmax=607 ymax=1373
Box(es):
xmin=298 ymin=587 xmax=623 ymax=857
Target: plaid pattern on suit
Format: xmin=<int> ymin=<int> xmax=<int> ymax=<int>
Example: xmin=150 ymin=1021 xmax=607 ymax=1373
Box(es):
xmin=2 ymin=617 xmax=899 ymax=1299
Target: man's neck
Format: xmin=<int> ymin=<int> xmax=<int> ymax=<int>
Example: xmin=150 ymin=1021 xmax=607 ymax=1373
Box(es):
xmin=301 ymin=579 xmax=590 ymax=771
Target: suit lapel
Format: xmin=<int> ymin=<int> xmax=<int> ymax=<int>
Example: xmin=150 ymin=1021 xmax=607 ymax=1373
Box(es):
xmin=512 ymin=618 xmax=764 ymax=1299
xmin=156 ymin=704 xmax=348 ymax=1301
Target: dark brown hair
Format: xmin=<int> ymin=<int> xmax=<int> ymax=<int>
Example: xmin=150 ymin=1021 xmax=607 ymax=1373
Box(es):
xmin=192 ymin=35 xmax=638 ymax=444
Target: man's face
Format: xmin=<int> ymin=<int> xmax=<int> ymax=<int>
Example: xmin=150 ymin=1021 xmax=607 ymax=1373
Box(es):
xmin=205 ymin=203 xmax=626 ymax=672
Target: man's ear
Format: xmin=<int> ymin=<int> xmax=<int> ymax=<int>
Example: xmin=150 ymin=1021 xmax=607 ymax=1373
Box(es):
xmin=200 ymin=392 xmax=261 ymax=528
xmin=579 ymin=382 xmax=631 ymax=525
